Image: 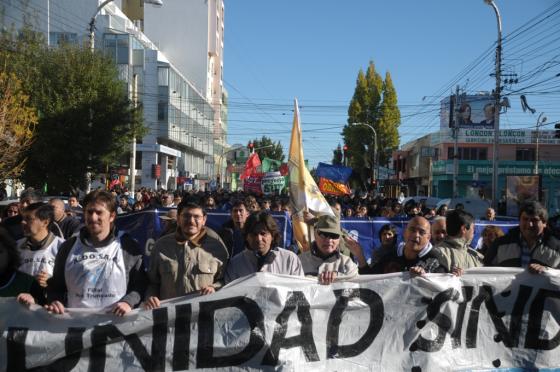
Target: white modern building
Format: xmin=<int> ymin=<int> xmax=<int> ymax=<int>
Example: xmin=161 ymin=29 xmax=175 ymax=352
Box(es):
xmin=1 ymin=0 xmax=227 ymax=191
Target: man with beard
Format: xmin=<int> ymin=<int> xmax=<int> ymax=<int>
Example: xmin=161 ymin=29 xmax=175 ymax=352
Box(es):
xmin=143 ymin=202 xmax=228 ymax=309
xmin=45 ymin=190 xmax=146 ymax=316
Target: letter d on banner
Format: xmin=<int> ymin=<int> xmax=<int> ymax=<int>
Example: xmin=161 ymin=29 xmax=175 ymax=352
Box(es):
xmin=327 ymin=289 xmax=384 ymax=359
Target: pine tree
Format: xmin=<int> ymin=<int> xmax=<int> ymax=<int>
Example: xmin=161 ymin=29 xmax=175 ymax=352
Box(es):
xmin=377 ymin=72 xmax=400 ymax=167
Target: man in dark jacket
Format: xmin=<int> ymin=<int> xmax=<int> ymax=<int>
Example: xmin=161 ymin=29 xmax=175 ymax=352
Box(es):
xmin=45 ymin=190 xmax=147 ymax=316
xmin=218 ymin=199 xmax=249 ymax=257
xmin=357 ymin=216 xmax=447 ymax=275
xmin=49 ymin=198 xmax=81 ymax=239
xmin=484 ymin=201 xmax=560 ymax=273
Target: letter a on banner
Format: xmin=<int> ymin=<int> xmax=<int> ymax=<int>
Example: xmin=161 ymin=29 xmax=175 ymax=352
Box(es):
xmin=288 ymin=99 xmax=334 ymax=251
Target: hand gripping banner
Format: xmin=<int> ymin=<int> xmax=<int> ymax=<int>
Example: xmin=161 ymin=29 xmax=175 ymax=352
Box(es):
xmin=2 ymin=269 xmax=560 ymax=371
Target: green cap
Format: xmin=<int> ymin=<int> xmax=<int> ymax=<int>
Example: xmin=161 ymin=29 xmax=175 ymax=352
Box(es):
xmin=315 ymin=215 xmax=342 ymax=236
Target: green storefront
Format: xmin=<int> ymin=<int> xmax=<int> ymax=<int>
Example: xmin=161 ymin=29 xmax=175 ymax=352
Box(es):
xmin=432 ymin=160 xmax=560 ymax=214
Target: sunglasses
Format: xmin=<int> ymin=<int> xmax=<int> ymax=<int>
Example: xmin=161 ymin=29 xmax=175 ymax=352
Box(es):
xmin=318 ymin=231 xmax=340 ymax=240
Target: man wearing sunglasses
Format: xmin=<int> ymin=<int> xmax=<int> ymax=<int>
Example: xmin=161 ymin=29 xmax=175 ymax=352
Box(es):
xmin=299 ymin=215 xmax=358 ymax=284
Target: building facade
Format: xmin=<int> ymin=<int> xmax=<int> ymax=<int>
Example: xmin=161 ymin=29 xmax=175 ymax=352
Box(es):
xmin=393 ymin=93 xmax=560 ymax=215
xmin=2 ymin=0 xmax=226 ymax=191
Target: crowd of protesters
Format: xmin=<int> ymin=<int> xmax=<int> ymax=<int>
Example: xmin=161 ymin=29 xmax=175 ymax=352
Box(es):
xmin=0 ymin=185 xmax=559 ymax=318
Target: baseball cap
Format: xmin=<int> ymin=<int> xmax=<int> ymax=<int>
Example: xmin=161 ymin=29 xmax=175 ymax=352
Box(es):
xmin=315 ymin=215 xmax=342 ymax=236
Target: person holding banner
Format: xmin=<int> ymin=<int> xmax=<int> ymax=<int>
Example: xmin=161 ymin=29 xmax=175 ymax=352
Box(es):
xmin=224 ymin=211 xmax=304 ymax=283
xmin=433 ymin=209 xmax=483 ymax=274
xmin=144 ymin=202 xmax=229 ymax=309
xmin=484 ymin=201 xmax=560 ymax=272
xmin=17 ymin=202 xmax=64 ymax=289
xmin=356 ymin=216 xmax=447 ymax=275
xmin=299 ymin=215 xmax=358 ymax=284
xmin=45 ymin=190 xmax=147 ymax=316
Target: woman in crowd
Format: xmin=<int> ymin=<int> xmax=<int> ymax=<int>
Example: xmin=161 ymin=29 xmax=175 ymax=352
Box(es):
xmin=476 ymin=225 xmax=505 ymax=256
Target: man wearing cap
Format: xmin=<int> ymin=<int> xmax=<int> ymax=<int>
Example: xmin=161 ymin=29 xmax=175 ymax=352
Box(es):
xmin=299 ymin=215 xmax=358 ymax=284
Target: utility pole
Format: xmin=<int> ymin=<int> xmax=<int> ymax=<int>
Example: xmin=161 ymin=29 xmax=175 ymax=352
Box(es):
xmin=130 ymin=73 xmax=138 ymax=194
xmin=452 ymin=86 xmax=460 ymax=198
xmin=485 ymin=0 xmax=502 ymax=209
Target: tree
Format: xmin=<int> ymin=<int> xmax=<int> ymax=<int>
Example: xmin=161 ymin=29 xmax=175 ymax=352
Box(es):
xmin=248 ymin=136 xmax=284 ymax=162
xmin=0 ymin=30 xmax=145 ymax=193
xmin=0 ymin=72 xmax=37 ymax=180
xmin=341 ymin=62 xmax=401 ymax=187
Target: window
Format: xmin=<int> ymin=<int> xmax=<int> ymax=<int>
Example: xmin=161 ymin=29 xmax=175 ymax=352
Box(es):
xmin=49 ymin=32 xmax=77 ymax=47
xmin=158 ymin=67 xmax=169 ymax=86
xmin=158 ymin=101 xmax=168 ymax=121
xmin=103 ymin=34 xmax=129 ymax=64
xmin=447 ymin=147 xmax=487 ymax=160
xmin=516 ymin=148 xmax=535 ymax=161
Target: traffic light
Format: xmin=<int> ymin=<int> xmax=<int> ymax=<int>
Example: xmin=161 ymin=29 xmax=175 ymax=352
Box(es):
xmin=555 ymin=123 xmax=560 ymax=138
xmin=248 ymin=142 xmax=254 ymax=153
xmin=343 ymin=144 xmax=349 ymax=166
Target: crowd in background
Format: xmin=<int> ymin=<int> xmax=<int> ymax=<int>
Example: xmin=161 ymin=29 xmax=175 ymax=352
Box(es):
xmin=0 ymin=185 xmax=559 ymax=320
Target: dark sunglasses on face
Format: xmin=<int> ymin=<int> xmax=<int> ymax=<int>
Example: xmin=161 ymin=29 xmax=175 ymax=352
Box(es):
xmin=318 ymin=231 xmax=340 ymax=240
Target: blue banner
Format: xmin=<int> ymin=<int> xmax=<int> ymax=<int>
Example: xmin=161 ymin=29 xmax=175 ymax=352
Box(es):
xmin=115 ymin=209 xmax=294 ymax=258
xmin=115 ymin=211 xmax=517 ymax=265
xmin=315 ymin=162 xmax=352 ymax=183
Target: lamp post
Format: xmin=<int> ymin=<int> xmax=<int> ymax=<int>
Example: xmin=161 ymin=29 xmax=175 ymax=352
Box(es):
xmin=350 ymin=122 xmax=378 ymax=187
xmin=534 ymin=112 xmax=547 ymax=175
xmin=484 ymin=0 xmax=502 ymax=209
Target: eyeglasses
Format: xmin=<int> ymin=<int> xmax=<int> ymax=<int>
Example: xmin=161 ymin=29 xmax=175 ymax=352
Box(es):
xmin=181 ymin=213 xmax=204 ymax=221
xmin=317 ymin=231 xmax=340 ymax=240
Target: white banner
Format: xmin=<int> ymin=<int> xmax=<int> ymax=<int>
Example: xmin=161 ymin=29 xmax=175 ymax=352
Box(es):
xmin=1 ymin=269 xmax=560 ymax=371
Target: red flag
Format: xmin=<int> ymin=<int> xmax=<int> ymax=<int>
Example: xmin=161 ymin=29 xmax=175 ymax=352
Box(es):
xmin=240 ymin=153 xmax=261 ymax=180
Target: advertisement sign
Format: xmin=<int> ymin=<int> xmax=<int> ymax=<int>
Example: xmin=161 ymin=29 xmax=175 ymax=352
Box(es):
xmin=3 ymin=270 xmax=560 ymax=371
xmin=432 ymin=129 xmax=560 ymax=146
xmin=506 ymin=175 xmax=541 ymax=217
xmin=440 ymin=94 xmax=495 ymax=129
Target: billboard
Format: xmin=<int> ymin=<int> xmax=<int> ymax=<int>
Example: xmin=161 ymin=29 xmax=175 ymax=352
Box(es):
xmin=505 ymin=175 xmax=541 ymax=217
xmin=440 ymin=94 xmax=495 ymax=129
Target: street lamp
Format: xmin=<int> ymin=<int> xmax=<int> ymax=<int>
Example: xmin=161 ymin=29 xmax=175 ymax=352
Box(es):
xmin=534 ymin=113 xmax=547 ymax=175
xmin=89 ymin=0 xmax=163 ymax=52
xmin=484 ymin=0 xmax=502 ymax=209
xmin=349 ymin=122 xmax=378 ymax=186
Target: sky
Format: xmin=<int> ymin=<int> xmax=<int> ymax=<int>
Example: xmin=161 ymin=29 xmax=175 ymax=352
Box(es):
xmin=223 ymin=0 xmax=560 ymax=168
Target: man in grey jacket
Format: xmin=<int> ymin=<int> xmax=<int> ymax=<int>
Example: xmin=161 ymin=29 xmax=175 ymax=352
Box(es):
xmin=434 ymin=209 xmax=483 ymax=273
xmin=225 ymin=211 xmax=303 ymax=283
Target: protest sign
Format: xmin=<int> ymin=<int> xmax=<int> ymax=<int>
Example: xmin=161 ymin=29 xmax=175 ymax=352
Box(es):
xmin=2 ymin=270 xmax=559 ymax=371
